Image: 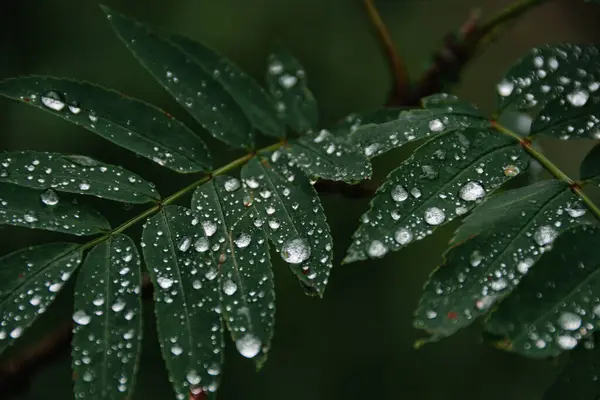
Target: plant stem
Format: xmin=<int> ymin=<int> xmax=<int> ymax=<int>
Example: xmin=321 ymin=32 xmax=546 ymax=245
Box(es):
xmin=82 ymin=140 xmax=284 ymax=251
xmin=478 ymin=0 xmax=549 ymax=39
xmin=493 ymin=121 xmax=600 ymax=221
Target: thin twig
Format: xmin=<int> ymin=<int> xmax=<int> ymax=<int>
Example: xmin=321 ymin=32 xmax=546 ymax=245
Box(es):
xmin=363 ymin=0 xmax=410 ymax=104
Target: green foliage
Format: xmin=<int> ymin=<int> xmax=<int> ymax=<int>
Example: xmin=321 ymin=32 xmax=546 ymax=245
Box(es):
xmin=1 ymin=3 xmax=600 ymax=399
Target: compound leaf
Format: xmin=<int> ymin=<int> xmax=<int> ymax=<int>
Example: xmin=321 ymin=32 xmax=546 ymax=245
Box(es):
xmin=497 ymin=44 xmax=600 ymax=112
xmin=0 ymin=182 xmax=110 ymax=235
xmin=266 ymin=51 xmax=318 ymax=133
xmin=101 ymin=6 xmax=254 ymax=149
xmin=192 ymin=176 xmax=274 ymax=363
xmin=414 ymin=180 xmax=588 ymax=341
xmin=284 ymin=130 xmax=372 ymax=183
xmin=0 ymin=151 xmax=160 ymax=203
xmin=348 ymin=95 xmax=489 ymax=158
xmin=0 ymin=243 xmax=83 ymax=354
xmin=171 ymin=35 xmax=285 ymax=139
xmin=72 ymin=234 xmax=142 ymax=400
xmin=142 ymin=205 xmax=223 ymax=397
xmin=0 ymin=76 xmax=211 ymax=173
xmin=344 ymin=127 xmax=528 ymax=264
xmin=485 ymin=225 xmax=600 ymax=357
xmin=241 ymin=154 xmax=333 ymax=296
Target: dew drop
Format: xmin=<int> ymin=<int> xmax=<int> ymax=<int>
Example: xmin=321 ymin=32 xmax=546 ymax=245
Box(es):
xmin=224 ymin=178 xmax=241 ymax=192
xmin=41 ymin=91 xmax=66 ymax=111
xmin=202 ymin=221 xmax=217 ymax=237
xmin=424 ymin=207 xmax=445 ymax=226
xmin=73 ymin=310 xmax=91 ymax=326
xmin=79 ymin=182 xmax=91 ymax=191
xmin=68 ymin=102 xmax=82 ymax=114
xmin=223 ymin=280 xmax=238 ymax=296
xmin=490 ymin=278 xmax=507 ymax=291
xmin=235 ymin=333 xmax=262 ymax=358
xmin=9 ymin=327 xmax=23 ymax=339
xmin=533 ymin=225 xmax=558 ymax=246
xmin=558 ymin=312 xmax=581 ymax=331
xmin=458 ymin=181 xmax=485 ymax=202
xmin=470 ymin=251 xmax=483 ymax=267
xmin=497 ymin=80 xmax=515 ymax=97
xmin=410 ymin=188 xmax=422 ymax=198
xmin=111 ymin=299 xmax=126 ymax=313
xmin=157 ymin=277 xmax=174 ymax=289
xmin=557 ymin=335 xmax=578 ymax=350
xmin=567 ymin=89 xmax=589 ymax=107
xmin=394 ymin=228 xmax=413 ymax=245
xmin=186 ymin=369 xmax=202 ymax=385
xmin=367 ymin=240 xmax=388 ymax=258
xmin=429 ymin=119 xmax=445 ymax=132
xmin=517 ymin=258 xmax=534 ymax=274
xmin=567 ymin=208 xmax=586 ymax=218
xmin=234 ymin=233 xmax=251 ymax=249
xmin=178 ymin=237 xmax=191 ymax=252
xmin=194 ymin=237 xmax=210 ymax=253
xmin=391 ymin=185 xmax=408 ymax=202
xmin=280 ymin=238 xmax=311 ymax=264
xmin=503 ymin=165 xmax=520 ymax=177
xmin=40 ymin=189 xmax=59 ymax=206
xmin=171 ymin=345 xmax=183 ymax=356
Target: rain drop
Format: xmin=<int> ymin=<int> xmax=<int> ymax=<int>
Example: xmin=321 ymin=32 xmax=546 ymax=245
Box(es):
xmin=558 ymin=312 xmax=581 ymax=331
xmin=424 ymin=207 xmax=445 ymax=226
xmin=178 ymin=237 xmax=191 ymax=252
xmin=429 ymin=119 xmax=445 ymax=132
xmin=391 ymin=185 xmax=408 ymax=202
xmin=73 ymin=310 xmax=91 ymax=326
xmin=79 ymin=182 xmax=91 ymax=191
xmin=202 ymin=221 xmax=217 ymax=237
xmin=194 ymin=237 xmax=210 ymax=253
xmin=367 ymin=240 xmax=388 ymax=258
xmin=517 ymin=258 xmax=534 ymax=274
xmin=503 ymin=165 xmax=520 ymax=177
xmin=41 ymin=91 xmax=66 ymax=111
xmin=497 ymin=80 xmax=515 ymax=97
xmin=533 ymin=225 xmax=558 ymax=246
xmin=280 ymin=238 xmax=311 ymax=264
xmin=394 ymin=228 xmax=413 ymax=245
xmin=234 ymin=233 xmax=251 ymax=249
xmin=223 ymin=280 xmax=238 ymax=296
xmin=235 ymin=333 xmax=262 ymax=358
xmin=557 ymin=335 xmax=578 ymax=350
xmin=224 ymin=178 xmax=241 ymax=192
xmin=186 ymin=370 xmax=201 ymax=385
xmin=41 ymin=189 xmax=59 ymax=206
xmin=157 ymin=277 xmax=174 ymax=289
xmin=567 ymin=89 xmax=589 ymax=107
xmin=458 ymin=181 xmax=485 ymax=202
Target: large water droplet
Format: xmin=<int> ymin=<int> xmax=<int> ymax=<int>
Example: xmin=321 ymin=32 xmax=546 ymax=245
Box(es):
xmin=458 ymin=181 xmax=485 ymax=202
xmin=497 ymin=80 xmax=515 ymax=97
xmin=41 ymin=91 xmax=66 ymax=111
xmin=367 ymin=240 xmax=388 ymax=258
xmin=224 ymin=178 xmax=241 ymax=192
xmin=558 ymin=312 xmax=581 ymax=331
xmin=280 ymin=238 xmax=311 ymax=264
xmin=24 ymin=211 xmax=38 ymax=223
xmin=202 ymin=221 xmax=217 ymax=237
xmin=41 ymin=189 xmax=59 ymax=206
xmin=178 ymin=237 xmax=191 ymax=252
xmin=223 ymin=279 xmax=238 ymax=295
xmin=186 ymin=369 xmax=201 ymax=385
xmin=424 ymin=207 xmax=445 ymax=225
xmin=194 ymin=237 xmax=210 ymax=253
xmin=557 ymin=334 xmax=578 ymax=350
xmin=79 ymin=182 xmax=91 ymax=191
xmin=157 ymin=277 xmax=174 ymax=289
xmin=429 ymin=119 xmax=445 ymax=132
xmin=391 ymin=185 xmax=408 ymax=202
xmin=394 ymin=228 xmax=413 ymax=245
xmin=235 ymin=334 xmax=262 ymax=358
xmin=517 ymin=258 xmax=534 ymax=274
xmin=567 ymin=89 xmax=589 ymax=107
xmin=73 ymin=310 xmax=91 ymax=326
xmin=533 ymin=225 xmax=558 ymax=246
xmin=234 ymin=233 xmax=251 ymax=249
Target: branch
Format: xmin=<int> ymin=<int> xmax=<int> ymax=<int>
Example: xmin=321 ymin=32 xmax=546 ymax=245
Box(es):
xmin=363 ymin=0 xmax=410 ymax=104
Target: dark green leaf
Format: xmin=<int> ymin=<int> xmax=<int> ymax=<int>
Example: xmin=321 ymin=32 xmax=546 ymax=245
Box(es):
xmin=170 ymin=35 xmax=285 ymax=139
xmin=531 ymin=92 xmax=600 ymax=139
xmin=142 ymin=206 xmax=223 ymax=396
xmin=0 ymin=243 xmax=82 ymax=354
xmin=72 ymin=234 xmax=142 ymax=399
xmin=544 ymin=337 xmax=600 ymax=400
xmin=581 ymin=143 xmax=600 ymax=183
xmin=497 ymin=44 xmax=600 ymax=112
xmin=349 ymin=100 xmax=489 ymax=159
xmin=242 ymin=155 xmax=333 ymax=296
xmin=414 ymin=180 xmax=588 ymax=341
xmin=420 ymin=93 xmax=485 ymax=117
xmin=284 ymin=130 xmax=372 ymax=183
xmin=329 ymin=108 xmax=405 ymax=137
xmin=344 ymin=127 xmax=528 ymax=263
xmin=0 ymin=182 xmax=110 ymax=235
xmin=192 ymin=176 xmax=274 ymax=363
xmin=266 ymin=51 xmax=318 ymax=133
xmin=485 ymin=225 xmax=600 ymax=357
xmin=0 ymin=151 xmax=160 ymax=203
xmin=0 ymin=76 xmax=211 ymax=173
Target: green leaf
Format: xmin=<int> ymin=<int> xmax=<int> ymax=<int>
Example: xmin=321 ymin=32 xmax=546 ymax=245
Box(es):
xmin=349 ymin=98 xmax=489 ymax=159
xmin=241 ymin=155 xmax=333 ymax=296
xmin=170 ymin=35 xmax=285 ymax=139
xmin=72 ymin=234 xmax=142 ymax=399
xmin=266 ymin=51 xmax=318 ymax=133
xmin=100 ymin=6 xmax=256 ymax=149
xmin=544 ymin=337 xmax=600 ymax=400
xmin=414 ymin=180 xmax=588 ymax=341
xmin=0 ymin=151 xmax=160 ymax=203
xmin=420 ymin=93 xmax=485 ymax=117
xmin=497 ymin=44 xmax=600 ymax=112
xmin=0 ymin=76 xmax=211 ymax=173
xmin=329 ymin=108 xmax=405 ymax=137
xmin=0 ymin=243 xmax=82 ymax=354
xmin=284 ymin=130 xmax=372 ymax=183
xmin=0 ymin=182 xmax=110 ymax=235
xmin=580 ymin=143 xmax=600 ymax=183
xmin=141 ymin=205 xmax=223 ymax=397
xmin=344 ymin=127 xmax=528 ymax=263
xmin=531 ymin=92 xmax=600 ymax=140
xmin=192 ymin=176 xmax=274 ymax=363
xmin=485 ymin=225 xmax=600 ymax=357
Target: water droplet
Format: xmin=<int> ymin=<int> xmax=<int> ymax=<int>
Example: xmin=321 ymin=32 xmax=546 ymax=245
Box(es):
xmin=245 ymin=178 xmax=260 ymax=189
xmin=40 ymin=189 xmax=59 ymax=206
xmin=557 ymin=334 xmax=578 ymax=350
xmin=391 ymin=185 xmax=408 ymax=202
xmin=280 ymin=238 xmax=311 ymax=264
xmin=517 ymin=258 xmax=534 ymax=274
xmin=424 ymin=207 xmax=445 ymax=225
xmin=458 ymin=181 xmax=485 ymax=202
xmin=503 ymin=165 xmax=520 ymax=177
xmin=111 ymin=299 xmax=126 ymax=313
xmin=224 ymin=178 xmax=241 ymax=192
xmin=279 ymin=74 xmax=298 ymax=89
xmin=367 ymin=240 xmax=388 ymax=258
xmin=234 ymin=233 xmax=251 ymax=249
xmin=490 ymin=278 xmax=507 ymax=291
xmin=410 ymin=188 xmax=422 ymax=198
xmin=421 ymin=165 xmax=438 ymax=180
xmin=207 ymin=363 xmax=221 ymax=376
xmin=194 ymin=238 xmax=210 ymax=253
xmin=202 ymin=221 xmax=217 ymax=237
xmin=171 ymin=345 xmax=183 ymax=355
xmin=9 ymin=327 xmax=23 ymax=339
xmin=235 ymin=333 xmax=262 ymax=358
xmin=567 ymin=89 xmax=589 ymax=107
xmin=567 ymin=208 xmax=586 ymax=218
xmin=79 ymin=182 xmax=91 ymax=191
xmin=157 ymin=277 xmax=174 ymax=289
xmin=68 ymin=102 xmax=81 ymax=114
xmin=470 ymin=251 xmax=483 ymax=267
xmin=533 ymin=225 xmax=558 ymax=246
xmin=186 ymin=369 xmax=202 ymax=385
xmin=558 ymin=312 xmax=581 ymax=331
xmin=41 ymin=91 xmax=66 ymax=111
xmin=29 ymin=295 xmax=42 ymax=306
xmin=24 ymin=212 xmax=38 ymax=223
xmin=497 ymin=80 xmax=515 ymax=97
xmin=178 ymin=237 xmax=191 ymax=252
xmin=394 ymin=228 xmax=413 ymax=245
xmin=429 ymin=119 xmax=444 ymax=132
xmin=223 ymin=280 xmax=238 ymax=295
xmin=73 ymin=310 xmax=91 ymax=325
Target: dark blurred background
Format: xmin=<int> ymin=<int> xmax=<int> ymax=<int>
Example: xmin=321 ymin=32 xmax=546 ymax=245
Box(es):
xmin=1 ymin=1 xmax=599 ymax=399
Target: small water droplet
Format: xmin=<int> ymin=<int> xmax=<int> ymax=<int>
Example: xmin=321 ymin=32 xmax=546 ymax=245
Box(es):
xmin=503 ymin=165 xmax=520 ymax=177
xmin=280 ymin=238 xmax=311 ymax=264
xmin=79 ymin=182 xmax=91 ymax=191
xmin=41 ymin=91 xmax=66 ymax=111
xmin=186 ymin=369 xmax=202 ymax=385
xmin=178 ymin=237 xmax=191 ymax=252
xmin=517 ymin=258 xmax=534 ymax=274
xmin=24 ymin=212 xmax=38 ymax=223
xmin=40 ymin=189 xmax=59 ymax=206
xmin=68 ymin=102 xmax=82 ymax=114
xmin=223 ymin=280 xmax=238 ymax=296
xmin=171 ymin=345 xmax=183 ymax=356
